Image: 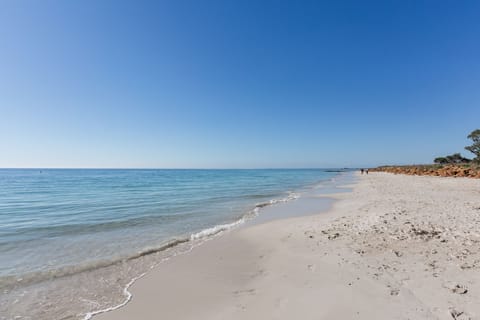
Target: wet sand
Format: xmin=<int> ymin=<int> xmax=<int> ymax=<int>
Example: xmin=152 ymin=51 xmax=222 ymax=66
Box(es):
xmin=95 ymin=172 xmax=480 ymax=320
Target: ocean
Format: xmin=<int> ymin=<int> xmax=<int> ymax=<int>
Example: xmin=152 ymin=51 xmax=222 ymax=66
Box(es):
xmin=0 ymin=168 xmax=351 ymax=319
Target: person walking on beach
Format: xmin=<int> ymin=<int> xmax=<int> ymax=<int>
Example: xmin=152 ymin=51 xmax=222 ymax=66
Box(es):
xmin=366 ymin=169 xmax=369 ymax=175
xmin=361 ymin=169 xmax=364 ymax=174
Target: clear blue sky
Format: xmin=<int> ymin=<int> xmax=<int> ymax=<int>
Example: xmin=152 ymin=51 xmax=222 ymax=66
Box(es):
xmin=1 ymin=1 xmax=479 ymax=168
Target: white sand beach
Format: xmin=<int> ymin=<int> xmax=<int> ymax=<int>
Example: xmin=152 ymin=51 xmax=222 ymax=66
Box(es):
xmin=95 ymin=172 xmax=480 ymax=320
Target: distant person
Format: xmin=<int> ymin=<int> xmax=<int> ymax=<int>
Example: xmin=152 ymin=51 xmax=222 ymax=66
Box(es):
xmin=366 ymin=169 xmax=369 ymax=175
xmin=360 ymin=169 xmax=364 ymax=174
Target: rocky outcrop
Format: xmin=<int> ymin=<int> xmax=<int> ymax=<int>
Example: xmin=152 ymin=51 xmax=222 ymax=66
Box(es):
xmin=371 ymin=165 xmax=480 ymax=179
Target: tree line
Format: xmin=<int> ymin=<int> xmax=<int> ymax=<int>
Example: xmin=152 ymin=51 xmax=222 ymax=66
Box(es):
xmin=434 ymin=129 xmax=480 ymax=165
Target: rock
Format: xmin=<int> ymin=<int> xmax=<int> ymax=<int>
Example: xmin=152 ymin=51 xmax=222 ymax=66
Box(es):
xmin=450 ymin=308 xmax=471 ymax=320
xmin=372 ymin=165 xmax=480 ymax=180
xmin=328 ymin=232 xmax=340 ymax=240
xmin=452 ymin=284 xmax=468 ymax=294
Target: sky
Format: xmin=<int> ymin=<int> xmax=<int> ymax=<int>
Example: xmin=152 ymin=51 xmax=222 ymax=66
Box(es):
xmin=0 ymin=0 xmax=479 ymax=168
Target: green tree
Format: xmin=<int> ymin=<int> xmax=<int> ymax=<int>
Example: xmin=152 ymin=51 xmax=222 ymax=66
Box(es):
xmin=434 ymin=157 xmax=448 ymax=164
xmin=434 ymin=153 xmax=470 ymax=164
xmin=446 ymin=153 xmax=470 ymax=164
xmin=465 ymin=129 xmax=480 ymax=163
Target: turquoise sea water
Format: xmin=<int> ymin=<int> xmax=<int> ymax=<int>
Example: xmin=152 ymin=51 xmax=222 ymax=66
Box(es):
xmin=0 ymin=169 xmax=342 ymax=284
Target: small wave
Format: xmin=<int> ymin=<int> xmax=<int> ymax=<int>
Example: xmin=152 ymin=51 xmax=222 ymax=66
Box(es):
xmin=254 ymin=191 xmax=299 ymax=208
xmin=190 ymin=192 xmax=299 ymax=240
xmin=190 ymin=219 xmax=246 ymax=240
xmin=126 ymin=238 xmax=190 ymax=261
xmin=0 ymin=238 xmax=190 ymax=291
xmin=83 ymin=272 xmax=145 ymax=320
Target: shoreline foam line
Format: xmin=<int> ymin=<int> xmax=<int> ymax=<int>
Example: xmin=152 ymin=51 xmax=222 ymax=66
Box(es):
xmin=82 ymin=190 xmax=303 ymax=319
xmin=82 ymin=236 xmax=204 ymax=320
xmin=190 ymin=192 xmax=300 ymax=240
xmin=82 ymin=217 xmax=245 ymax=320
xmin=83 ymin=271 xmax=146 ymax=320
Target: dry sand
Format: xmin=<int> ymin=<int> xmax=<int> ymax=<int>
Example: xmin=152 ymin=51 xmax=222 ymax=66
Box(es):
xmin=95 ymin=172 xmax=480 ymax=320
